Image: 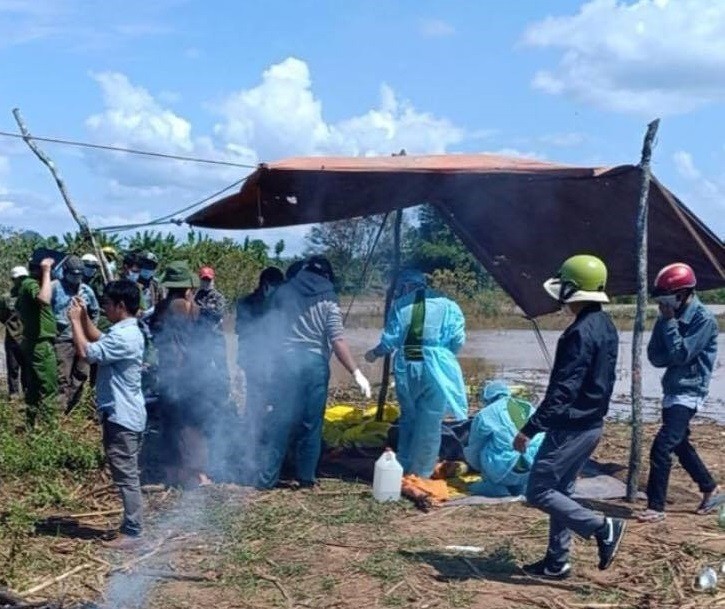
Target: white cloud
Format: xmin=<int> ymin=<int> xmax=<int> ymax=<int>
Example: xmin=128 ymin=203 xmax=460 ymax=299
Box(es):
xmin=419 ymin=18 xmax=456 ymax=38
xmin=672 ymin=151 xmax=725 ymax=236
xmin=213 ymin=57 xmax=464 ymax=159
xmin=522 ymin=0 xmax=725 ymax=115
xmin=485 ymin=148 xmax=546 ymax=160
xmin=84 ymin=71 xmax=248 ymax=194
xmin=537 ymin=132 xmax=586 ymax=147
xmin=78 ymin=57 xmax=465 ymax=246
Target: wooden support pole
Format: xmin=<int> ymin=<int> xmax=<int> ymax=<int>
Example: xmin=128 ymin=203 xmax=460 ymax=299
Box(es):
xmin=12 ymin=108 xmax=111 ymax=284
xmin=626 ymin=118 xmax=660 ymax=502
xmin=376 ymin=207 xmax=403 ymax=422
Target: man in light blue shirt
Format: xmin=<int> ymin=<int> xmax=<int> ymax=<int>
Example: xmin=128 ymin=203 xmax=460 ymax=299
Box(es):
xmin=52 ymin=255 xmax=99 ymax=411
xmin=69 ymin=279 xmax=146 ymax=550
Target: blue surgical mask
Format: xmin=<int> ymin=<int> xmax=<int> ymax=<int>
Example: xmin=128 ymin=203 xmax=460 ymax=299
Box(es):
xmin=127 ymin=271 xmax=140 ymax=282
xmin=140 ymin=269 xmax=154 ymax=280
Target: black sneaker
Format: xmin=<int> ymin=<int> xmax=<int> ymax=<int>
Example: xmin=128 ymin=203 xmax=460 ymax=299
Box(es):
xmin=595 ymin=517 xmax=627 ymax=570
xmin=522 ymin=558 xmax=572 ymax=580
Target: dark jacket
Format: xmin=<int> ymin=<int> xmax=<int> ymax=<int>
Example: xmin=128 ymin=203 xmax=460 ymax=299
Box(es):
xmin=521 ymin=304 xmax=618 ymax=437
xmin=646 ymin=296 xmax=718 ymax=398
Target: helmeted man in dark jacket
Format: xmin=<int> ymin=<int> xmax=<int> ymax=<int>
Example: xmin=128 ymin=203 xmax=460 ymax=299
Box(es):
xmin=513 ymin=255 xmax=626 ymax=579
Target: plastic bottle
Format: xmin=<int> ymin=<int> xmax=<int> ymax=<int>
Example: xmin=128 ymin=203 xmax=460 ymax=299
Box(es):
xmin=372 ymin=448 xmax=403 ymax=502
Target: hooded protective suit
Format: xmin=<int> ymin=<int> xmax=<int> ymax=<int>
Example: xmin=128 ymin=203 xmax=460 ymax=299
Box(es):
xmin=464 ymin=380 xmax=544 ymax=497
xmin=372 ymin=272 xmax=468 ymax=477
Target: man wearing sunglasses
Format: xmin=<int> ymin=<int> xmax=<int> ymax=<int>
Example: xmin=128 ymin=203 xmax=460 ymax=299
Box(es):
xmin=638 ymin=263 xmax=723 ymax=522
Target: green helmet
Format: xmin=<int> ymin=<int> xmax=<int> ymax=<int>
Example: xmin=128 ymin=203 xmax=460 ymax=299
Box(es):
xmin=544 ymin=254 xmax=609 ymax=304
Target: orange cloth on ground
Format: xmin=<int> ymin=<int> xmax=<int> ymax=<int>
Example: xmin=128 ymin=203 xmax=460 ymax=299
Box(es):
xmin=401 ymin=474 xmax=450 ymax=506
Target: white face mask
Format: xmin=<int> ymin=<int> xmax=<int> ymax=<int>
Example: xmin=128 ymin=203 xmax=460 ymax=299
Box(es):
xmin=655 ymin=294 xmax=679 ymax=309
xmin=199 ymin=279 xmax=212 ymax=290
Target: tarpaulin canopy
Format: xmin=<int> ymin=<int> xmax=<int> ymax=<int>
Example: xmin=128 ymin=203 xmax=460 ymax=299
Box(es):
xmin=186 ymin=154 xmax=725 ymax=317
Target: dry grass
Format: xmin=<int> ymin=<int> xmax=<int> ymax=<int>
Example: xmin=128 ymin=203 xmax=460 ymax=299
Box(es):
xmin=2 ymin=391 xmax=724 ymax=609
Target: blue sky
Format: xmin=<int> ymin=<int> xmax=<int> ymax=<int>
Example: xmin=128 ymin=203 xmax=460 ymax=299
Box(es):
xmin=1 ymin=0 xmax=724 ymax=254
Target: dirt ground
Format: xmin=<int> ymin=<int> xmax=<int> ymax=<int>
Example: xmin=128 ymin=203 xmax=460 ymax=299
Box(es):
xmin=37 ymin=421 xmax=719 ymax=609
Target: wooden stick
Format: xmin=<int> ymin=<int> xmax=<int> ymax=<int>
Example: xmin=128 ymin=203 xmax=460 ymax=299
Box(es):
xmin=251 ymin=568 xmax=294 ymax=609
xmin=12 ymin=108 xmax=111 ymax=284
xmin=134 ymin=569 xmax=213 ymax=582
xmin=64 ymin=508 xmax=122 ymax=519
xmin=626 ymin=118 xmax=660 ymax=502
xmin=19 ymin=563 xmax=93 ymax=597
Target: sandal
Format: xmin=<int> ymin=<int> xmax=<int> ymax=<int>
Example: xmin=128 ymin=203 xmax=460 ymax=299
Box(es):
xmin=637 ymin=509 xmax=666 ymax=523
xmin=696 ymin=492 xmax=725 ymax=515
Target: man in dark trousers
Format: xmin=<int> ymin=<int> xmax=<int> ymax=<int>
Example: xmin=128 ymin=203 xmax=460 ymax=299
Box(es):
xmin=638 ymin=262 xmax=723 ymax=522
xmin=513 ymin=254 xmax=626 ymax=579
xmin=1 ymin=266 xmax=29 ymax=397
xmin=69 ymin=280 xmax=146 ymax=549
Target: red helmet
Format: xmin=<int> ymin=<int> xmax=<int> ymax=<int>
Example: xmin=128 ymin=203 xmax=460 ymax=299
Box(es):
xmin=653 ymin=263 xmax=696 ymax=296
xmin=198 ymin=266 xmax=215 ymax=280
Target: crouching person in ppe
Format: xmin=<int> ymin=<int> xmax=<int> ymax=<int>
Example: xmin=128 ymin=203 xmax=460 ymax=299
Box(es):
xmin=513 ymin=255 xmax=626 ymax=579
xmin=258 ymin=256 xmax=371 ymax=490
xmin=68 ymin=280 xmax=146 ymax=550
xmin=464 ymin=380 xmax=543 ymax=497
xmin=365 ymin=269 xmax=468 ymax=479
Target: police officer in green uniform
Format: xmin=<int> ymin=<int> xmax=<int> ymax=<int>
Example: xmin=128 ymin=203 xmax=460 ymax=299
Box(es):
xmin=16 ymin=256 xmax=59 ymax=427
xmin=1 ymin=266 xmax=30 ymax=397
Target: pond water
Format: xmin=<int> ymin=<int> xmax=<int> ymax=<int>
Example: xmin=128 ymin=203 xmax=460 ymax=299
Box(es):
xmin=336 ymin=328 xmax=725 ymax=424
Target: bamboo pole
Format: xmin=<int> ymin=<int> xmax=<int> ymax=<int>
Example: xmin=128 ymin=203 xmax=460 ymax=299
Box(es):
xmin=626 ymin=118 xmax=660 ymax=502
xmin=12 ymin=108 xmax=111 ymax=284
xmin=376 ymin=207 xmax=403 ymax=422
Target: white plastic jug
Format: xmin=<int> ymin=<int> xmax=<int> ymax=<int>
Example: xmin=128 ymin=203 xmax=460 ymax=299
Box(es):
xmin=373 ymin=448 xmax=403 ymax=502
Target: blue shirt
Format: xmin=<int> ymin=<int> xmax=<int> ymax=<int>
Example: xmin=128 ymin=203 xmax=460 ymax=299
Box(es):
xmin=85 ymin=318 xmax=146 ymax=432
xmin=51 ymin=280 xmax=100 ymax=341
xmin=647 ymin=296 xmax=718 ymax=399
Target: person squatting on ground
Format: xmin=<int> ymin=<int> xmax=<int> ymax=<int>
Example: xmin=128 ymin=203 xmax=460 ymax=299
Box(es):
xmin=16 ymin=255 xmax=58 ymax=427
xmin=1 ymin=266 xmax=29 ymax=397
xmin=194 ymin=266 xmax=230 ymax=403
xmin=464 ymin=380 xmax=544 ymax=497
xmin=514 ymin=255 xmax=626 ymax=579
xmin=68 ymin=280 xmax=146 ymax=550
xmin=365 ymin=269 xmax=468 ymax=479
xmin=637 ymin=262 xmax=724 ymax=523
xmin=151 ymin=261 xmax=212 ymax=488
xmin=51 ymin=255 xmax=100 ymax=412
xmin=257 ymin=256 xmax=371 ymax=489
xmin=235 ymin=266 xmax=284 ymax=482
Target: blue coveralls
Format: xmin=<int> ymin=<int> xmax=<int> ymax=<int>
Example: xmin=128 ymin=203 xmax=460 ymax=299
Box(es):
xmin=373 ymin=287 xmax=468 ymax=478
xmin=464 ymin=381 xmax=544 ymax=497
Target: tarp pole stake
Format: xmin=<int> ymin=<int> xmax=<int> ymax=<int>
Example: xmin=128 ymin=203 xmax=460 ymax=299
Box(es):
xmin=343 ymin=213 xmax=390 ymax=326
xmin=528 ymin=317 xmax=553 ymax=371
xmin=12 ymin=108 xmax=111 ymax=284
xmin=376 ymin=208 xmax=403 ymax=422
xmin=626 ymin=118 xmax=660 ymax=503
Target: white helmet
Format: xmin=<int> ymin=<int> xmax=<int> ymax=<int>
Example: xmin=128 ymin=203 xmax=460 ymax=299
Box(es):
xmin=81 ymin=253 xmax=100 ymax=266
xmin=11 ymin=265 xmax=29 ymax=279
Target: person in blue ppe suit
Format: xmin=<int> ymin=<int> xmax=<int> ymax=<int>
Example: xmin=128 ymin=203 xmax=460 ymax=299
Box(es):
xmin=365 ymin=269 xmax=468 ymax=478
xmin=464 ymin=380 xmax=544 ymax=497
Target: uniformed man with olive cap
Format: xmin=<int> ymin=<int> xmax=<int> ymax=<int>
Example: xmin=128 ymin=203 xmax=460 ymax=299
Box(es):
xmin=513 ymin=254 xmax=626 ymax=578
